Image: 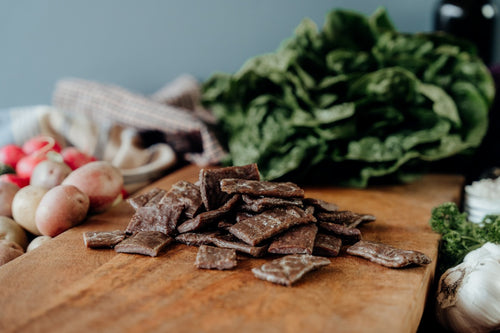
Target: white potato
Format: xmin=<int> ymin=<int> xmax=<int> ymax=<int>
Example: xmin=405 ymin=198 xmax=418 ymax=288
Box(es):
xmin=30 ymin=160 xmax=72 ymax=189
xmin=26 ymin=235 xmax=52 ymax=252
xmin=11 ymin=185 xmax=48 ymax=235
xmin=0 ymin=181 xmax=20 ymax=217
xmin=0 ymin=216 xmax=28 ymax=249
xmin=0 ymin=239 xmax=24 ymax=266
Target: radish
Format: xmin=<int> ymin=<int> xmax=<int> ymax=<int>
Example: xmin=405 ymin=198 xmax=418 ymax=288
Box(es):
xmin=0 ymin=144 xmax=26 ymax=168
xmin=0 ymin=174 xmax=29 ymax=188
xmin=22 ymin=135 xmax=61 ymax=155
xmin=16 ymin=136 xmax=64 ymax=179
xmin=61 ymin=147 xmax=96 ymax=170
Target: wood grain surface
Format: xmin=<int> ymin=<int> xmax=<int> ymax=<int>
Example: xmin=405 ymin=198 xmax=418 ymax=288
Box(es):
xmin=0 ymin=165 xmax=463 ymax=333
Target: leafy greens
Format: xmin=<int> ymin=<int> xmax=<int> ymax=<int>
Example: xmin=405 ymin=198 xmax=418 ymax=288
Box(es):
xmin=202 ymin=8 xmax=495 ymax=186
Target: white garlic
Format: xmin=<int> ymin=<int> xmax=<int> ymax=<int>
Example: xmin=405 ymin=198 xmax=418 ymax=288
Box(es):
xmin=436 ymin=242 xmax=500 ymax=333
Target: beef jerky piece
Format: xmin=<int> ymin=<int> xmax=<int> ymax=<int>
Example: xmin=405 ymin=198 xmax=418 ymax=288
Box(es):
xmin=199 ymin=164 xmax=260 ymax=211
xmin=304 ymin=205 xmax=315 ymax=216
xmin=236 ymin=211 xmax=255 ymax=222
xmin=346 ymin=240 xmax=432 ymax=268
xmin=125 ymin=202 xmax=185 ymax=236
xmin=160 ymin=180 xmax=203 ymax=219
xmin=240 ymin=195 xmax=303 ymax=213
xmin=217 ymin=220 xmax=235 ymax=231
xmin=114 ymin=231 xmax=173 ymax=257
xmin=175 ymin=231 xmax=219 ymax=246
xmin=220 ymin=179 xmax=304 ymax=198
xmin=83 ymin=230 xmax=127 ymax=249
xmin=177 ymin=194 xmax=241 ymax=233
xmin=127 ymin=188 xmax=165 ymax=210
xmin=316 ymin=210 xmax=376 ymax=228
xmin=318 ymin=222 xmax=361 ymax=244
xmin=144 ymin=188 xmax=168 ymax=207
xmin=302 ymin=197 xmax=339 ymax=213
xmin=251 ymin=254 xmax=330 ymax=286
xmin=195 ymin=245 xmax=237 ymax=270
xmin=313 ymin=233 xmax=342 ymax=257
xmin=228 ymin=206 xmax=316 ymax=246
xmin=211 ymin=234 xmax=268 ymax=257
xmin=268 ymin=224 xmax=318 ymax=255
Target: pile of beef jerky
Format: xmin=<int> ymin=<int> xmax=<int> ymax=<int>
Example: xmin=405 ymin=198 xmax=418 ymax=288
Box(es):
xmin=83 ymin=164 xmax=431 ymax=286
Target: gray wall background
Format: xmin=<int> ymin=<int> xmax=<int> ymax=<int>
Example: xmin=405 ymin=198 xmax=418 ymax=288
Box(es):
xmin=0 ymin=0 xmax=497 ymax=109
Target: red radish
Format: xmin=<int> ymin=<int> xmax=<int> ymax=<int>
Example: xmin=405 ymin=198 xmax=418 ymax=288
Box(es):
xmin=61 ymin=147 xmax=96 ymax=170
xmin=15 ymin=153 xmax=48 ymax=179
xmin=22 ymin=135 xmax=61 ymax=155
xmin=0 ymin=174 xmax=29 ymax=188
xmin=0 ymin=144 xmax=26 ymax=168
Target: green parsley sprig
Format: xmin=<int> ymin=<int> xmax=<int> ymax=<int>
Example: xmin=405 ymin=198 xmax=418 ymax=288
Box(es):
xmin=430 ymin=202 xmax=500 ymax=274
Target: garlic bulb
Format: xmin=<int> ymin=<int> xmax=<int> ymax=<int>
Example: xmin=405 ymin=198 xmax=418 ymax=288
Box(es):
xmin=436 ymin=242 xmax=500 ymax=333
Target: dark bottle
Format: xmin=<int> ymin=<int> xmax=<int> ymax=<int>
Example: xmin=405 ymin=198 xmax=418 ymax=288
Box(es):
xmin=434 ymin=0 xmax=497 ymax=65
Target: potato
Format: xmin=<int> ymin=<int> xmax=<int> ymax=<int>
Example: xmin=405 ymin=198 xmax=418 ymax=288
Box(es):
xmin=0 ymin=181 xmax=20 ymax=217
xmin=35 ymin=185 xmax=89 ymax=237
xmin=26 ymin=235 xmax=52 ymax=252
xmin=62 ymin=161 xmax=123 ymax=213
xmin=11 ymin=185 xmax=48 ymax=235
xmin=30 ymin=160 xmax=72 ymax=189
xmin=0 ymin=239 xmax=24 ymax=266
xmin=0 ymin=216 xmax=28 ymax=249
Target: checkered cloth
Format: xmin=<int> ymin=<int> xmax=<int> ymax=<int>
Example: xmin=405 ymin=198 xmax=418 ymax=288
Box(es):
xmin=0 ymin=75 xmax=227 ymax=192
xmin=53 ymin=74 xmax=226 ymax=165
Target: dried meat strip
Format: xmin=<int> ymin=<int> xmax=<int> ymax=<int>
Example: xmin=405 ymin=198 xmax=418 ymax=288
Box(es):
xmin=114 ymin=231 xmax=173 ymax=257
xmin=175 ymin=231 xmax=219 ymax=246
xmin=268 ymin=224 xmax=318 ymax=255
xmin=251 ymin=254 xmax=330 ymax=286
xmin=199 ymin=164 xmax=260 ymax=211
xmin=316 ymin=210 xmax=376 ymax=228
xmin=236 ymin=211 xmax=255 ymax=222
xmin=83 ymin=230 xmax=127 ymax=249
xmin=127 ymin=188 xmax=165 ymax=210
xmin=240 ymin=195 xmax=303 ymax=213
xmin=217 ymin=220 xmax=235 ymax=231
xmin=211 ymin=234 xmax=268 ymax=257
xmin=302 ymin=197 xmax=338 ymax=213
xmin=125 ymin=203 xmax=185 ymax=236
xmin=160 ymin=180 xmax=203 ymax=219
xmin=228 ymin=206 xmax=316 ymax=246
xmin=144 ymin=188 xmax=168 ymax=207
xmin=220 ymin=179 xmax=305 ymax=198
xmin=313 ymin=233 xmax=342 ymax=257
xmin=195 ymin=245 xmax=237 ymax=270
xmin=318 ymin=222 xmax=361 ymax=244
xmin=177 ymin=194 xmax=241 ymax=233
xmin=346 ymin=240 xmax=431 ymax=268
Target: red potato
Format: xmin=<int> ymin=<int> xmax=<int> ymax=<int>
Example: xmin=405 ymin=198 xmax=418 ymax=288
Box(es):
xmin=0 ymin=239 xmax=24 ymax=266
xmin=0 ymin=144 xmax=26 ymax=168
xmin=11 ymin=185 xmax=48 ymax=235
xmin=0 ymin=181 xmax=20 ymax=217
xmin=61 ymin=147 xmax=96 ymax=170
xmin=62 ymin=161 xmax=123 ymax=213
xmin=30 ymin=160 xmax=72 ymax=189
xmin=35 ymin=185 xmax=89 ymax=237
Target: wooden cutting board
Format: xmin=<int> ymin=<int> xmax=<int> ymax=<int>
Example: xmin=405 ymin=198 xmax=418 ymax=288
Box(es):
xmin=0 ymin=165 xmax=463 ymax=333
